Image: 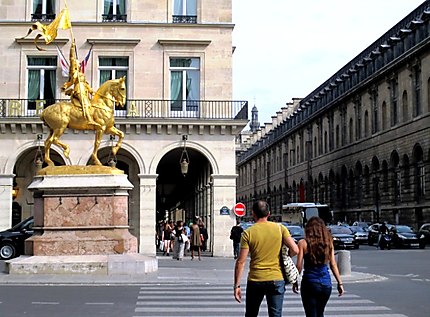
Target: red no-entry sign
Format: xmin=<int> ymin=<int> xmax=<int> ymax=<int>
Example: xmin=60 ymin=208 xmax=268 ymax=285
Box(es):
xmin=233 ymin=202 xmax=246 ymax=217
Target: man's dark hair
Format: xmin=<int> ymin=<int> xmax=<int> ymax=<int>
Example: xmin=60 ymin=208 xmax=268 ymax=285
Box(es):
xmin=252 ymin=200 xmax=270 ymax=219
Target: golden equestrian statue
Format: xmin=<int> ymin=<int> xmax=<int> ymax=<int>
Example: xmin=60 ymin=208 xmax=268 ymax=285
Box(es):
xmin=40 ymin=75 xmax=126 ymax=167
xmin=21 ymin=5 xmax=127 ymax=170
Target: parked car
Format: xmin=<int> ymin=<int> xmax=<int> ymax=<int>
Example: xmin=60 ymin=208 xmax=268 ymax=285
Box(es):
xmin=328 ymin=225 xmax=359 ymax=249
xmin=283 ymin=224 xmax=305 ymax=244
xmin=367 ymin=223 xmax=394 ymax=246
xmin=352 ymin=221 xmax=371 ymax=230
xmin=0 ymin=216 xmax=34 ymax=260
xmin=349 ymin=225 xmax=369 ymax=244
xmin=418 ymin=223 xmax=430 ymax=245
xmin=390 ymin=225 xmax=425 ymax=249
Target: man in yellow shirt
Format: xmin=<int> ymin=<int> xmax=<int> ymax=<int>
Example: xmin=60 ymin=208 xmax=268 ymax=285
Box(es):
xmin=234 ymin=200 xmax=299 ymax=317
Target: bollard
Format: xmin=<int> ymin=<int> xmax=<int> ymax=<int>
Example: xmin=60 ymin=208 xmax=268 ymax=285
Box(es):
xmin=335 ymin=250 xmax=351 ymax=276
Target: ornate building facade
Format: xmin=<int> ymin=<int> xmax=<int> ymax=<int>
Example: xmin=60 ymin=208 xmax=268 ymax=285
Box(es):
xmin=0 ymin=0 xmax=247 ymax=256
xmin=237 ymin=2 xmax=430 ymax=228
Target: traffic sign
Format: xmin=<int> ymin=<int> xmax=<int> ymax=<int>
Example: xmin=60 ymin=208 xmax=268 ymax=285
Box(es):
xmin=233 ymin=202 xmax=246 ymax=217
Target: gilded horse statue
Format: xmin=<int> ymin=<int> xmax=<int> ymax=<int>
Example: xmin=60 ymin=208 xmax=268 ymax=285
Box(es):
xmin=40 ymin=76 xmax=126 ymax=166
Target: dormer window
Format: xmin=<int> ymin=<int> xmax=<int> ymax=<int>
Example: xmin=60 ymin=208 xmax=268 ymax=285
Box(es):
xmin=32 ymin=0 xmax=55 ymax=22
xmin=103 ymin=0 xmax=127 ymax=22
xmin=173 ymin=0 xmax=197 ymax=24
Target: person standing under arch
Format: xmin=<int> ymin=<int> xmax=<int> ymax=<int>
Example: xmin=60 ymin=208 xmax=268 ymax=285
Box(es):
xmin=190 ymin=217 xmax=202 ymax=260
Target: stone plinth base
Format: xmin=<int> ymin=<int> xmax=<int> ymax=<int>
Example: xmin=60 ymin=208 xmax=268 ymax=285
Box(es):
xmin=6 ymin=254 xmax=158 ymax=275
xmin=26 ymin=173 xmax=138 ymax=256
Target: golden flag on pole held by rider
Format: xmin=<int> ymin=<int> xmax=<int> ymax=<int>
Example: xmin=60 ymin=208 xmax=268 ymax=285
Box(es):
xmin=21 ymin=8 xmax=72 ymax=50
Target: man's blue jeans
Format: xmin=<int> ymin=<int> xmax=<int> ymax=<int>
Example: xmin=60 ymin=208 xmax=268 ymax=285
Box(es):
xmin=245 ymin=280 xmax=285 ymax=317
xmin=233 ymin=242 xmax=240 ymax=258
xmin=300 ymin=280 xmax=332 ymax=317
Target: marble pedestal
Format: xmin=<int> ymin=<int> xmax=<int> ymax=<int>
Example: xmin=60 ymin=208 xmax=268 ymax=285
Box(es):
xmin=7 ymin=173 xmax=157 ymax=275
xmin=26 ymin=174 xmax=137 ymax=256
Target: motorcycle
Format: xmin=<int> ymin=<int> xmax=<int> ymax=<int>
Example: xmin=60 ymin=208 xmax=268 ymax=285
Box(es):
xmin=378 ymin=233 xmax=391 ymax=250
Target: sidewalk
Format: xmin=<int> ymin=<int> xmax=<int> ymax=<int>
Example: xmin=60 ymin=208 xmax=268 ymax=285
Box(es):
xmin=0 ymin=255 xmax=385 ymax=285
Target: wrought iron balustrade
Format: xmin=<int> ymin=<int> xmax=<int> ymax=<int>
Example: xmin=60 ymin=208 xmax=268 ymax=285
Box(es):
xmin=172 ymin=15 xmax=197 ymax=24
xmin=102 ymin=14 xmax=127 ymax=22
xmin=31 ymin=13 xmax=56 ymax=22
xmin=0 ymin=98 xmax=248 ymax=120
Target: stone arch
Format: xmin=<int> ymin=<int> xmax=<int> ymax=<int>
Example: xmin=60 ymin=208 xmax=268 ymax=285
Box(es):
xmin=148 ymin=141 xmax=219 ymax=176
xmin=79 ymin=141 xmax=146 ymax=174
xmin=4 ymin=141 xmax=69 ymax=174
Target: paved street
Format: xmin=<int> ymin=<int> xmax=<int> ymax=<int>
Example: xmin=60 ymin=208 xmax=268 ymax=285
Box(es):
xmin=0 ymin=246 xmax=428 ymax=316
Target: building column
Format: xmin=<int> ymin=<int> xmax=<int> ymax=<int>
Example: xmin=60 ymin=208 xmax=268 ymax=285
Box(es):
xmin=0 ymin=174 xmax=14 ymax=230
xmin=138 ymin=174 xmax=158 ymax=256
xmin=211 ymin=174 xmax=237 ymax=257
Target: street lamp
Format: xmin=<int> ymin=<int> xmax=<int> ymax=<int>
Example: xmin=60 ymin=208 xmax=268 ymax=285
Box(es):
xmin=180 ymin=135 xmax=189 ymax=176
xmin=33 ymin=134 xmax=44 ymax=173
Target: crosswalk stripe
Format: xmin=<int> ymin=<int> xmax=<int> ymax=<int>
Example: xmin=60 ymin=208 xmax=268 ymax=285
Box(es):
xmin=136 ymin=299 xmax=372 ymax=306
xmin=134 ymin=284 xmax=407 ymax=317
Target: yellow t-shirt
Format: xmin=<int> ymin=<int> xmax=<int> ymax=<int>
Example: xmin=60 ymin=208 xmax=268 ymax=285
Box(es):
xmin=240 ymin=221 xmax=291 ymax=282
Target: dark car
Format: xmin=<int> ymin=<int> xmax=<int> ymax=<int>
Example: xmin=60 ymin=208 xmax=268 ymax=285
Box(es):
xmin=390 ymin=225 xmax=425 ymax=249
xmin=367 ymin=223 xmax=394 ymax=246
xmin=0 ymin=216 xmax=34 ymax=260
xmin=283 ymin=225 xmax=305 ymax=244
xmin=328 ymin=225 xmax=359 ymax=249
xmin=349 ymin=225 xmax=369 ymax=244
xmin=418 ymin=223 xmax=430 ymax=245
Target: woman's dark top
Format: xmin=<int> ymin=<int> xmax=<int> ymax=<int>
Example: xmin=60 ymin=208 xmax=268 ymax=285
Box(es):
xmin=302 ymin=243 xmax=332 ymax=286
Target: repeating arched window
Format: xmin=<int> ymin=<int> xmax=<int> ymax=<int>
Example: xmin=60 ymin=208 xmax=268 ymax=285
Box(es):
xmin=348 ymin=169 xmax=354 ymax=205
xmin=403 ymin=154 xmax=410 ymax=190
xmin=382 ymin=160 xmax=389 ymax=193
xmin=349 ymin=118 xmax=354 ymax=144
xmin=355 ymin=161 xmax=363 ymax=207
xmin=329 ymin=170 xmax=335 ymax=207
xmin=381 ymin=101 xmax=387 ymax=131
xmin=335 ymin=125 xmax=340 ymax=148
xmin=364 ymin=165 xmax=370 ymax=195
xmin=390 ymin=150 xmax=401 ymax=204
xmin=402 ymin=90 xmax=409 ymax=122
xmin=364 ymin=110 xmax=369 ymax=137
xmin=412 ymin=144 xmax=425 ymax=199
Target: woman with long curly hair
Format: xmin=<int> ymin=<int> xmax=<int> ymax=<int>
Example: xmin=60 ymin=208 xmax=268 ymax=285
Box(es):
xmin=293 ymin=217 xmax=344 ymax=317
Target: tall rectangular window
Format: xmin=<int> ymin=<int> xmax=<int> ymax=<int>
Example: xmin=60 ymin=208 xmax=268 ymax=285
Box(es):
xmin=27 ymin=57 xmax=56 ymax=110
xmin=170 ymin=58 xmax=200 ymax=117
xmin=173 ymin=0 xmax=197 ymax=23
xmin=103 ymin=0 xmax=126 ymax=22
xmin=413 ymin=66 xmax=422 ymax=117
xmin=99 ymin=57 xmax=128 ymax=109
xmin=390 ymin=79 xmax=398 ymax=126
xmin=32 ymin=0 xmax=55 ymax=21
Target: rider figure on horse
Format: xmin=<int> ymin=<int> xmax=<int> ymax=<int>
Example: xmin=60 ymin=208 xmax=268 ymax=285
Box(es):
xmin=62 ymin=40 xmax=101 ymax=128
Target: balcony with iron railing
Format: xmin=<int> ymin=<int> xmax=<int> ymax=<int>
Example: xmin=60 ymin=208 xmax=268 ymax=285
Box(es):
xmin=102 ymin=14 xmax=127 ymax=22
xmin=172 ymin=15 xmax=197 ymax=24
xmin=0 ymin=99 xmax=248 ymax=121
xmin=31 ymin=13 xmax=56 ymax=22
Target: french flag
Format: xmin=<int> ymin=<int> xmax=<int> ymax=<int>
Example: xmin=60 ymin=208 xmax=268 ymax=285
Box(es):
xmin=55 ymin=45 xmax=69 ymax=77
xmin=80 ymin=45 xmax=93 ymax=74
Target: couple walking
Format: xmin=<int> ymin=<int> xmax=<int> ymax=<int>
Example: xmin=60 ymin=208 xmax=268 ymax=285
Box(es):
xmin=234 ymin=200 xmax=344 ymax=317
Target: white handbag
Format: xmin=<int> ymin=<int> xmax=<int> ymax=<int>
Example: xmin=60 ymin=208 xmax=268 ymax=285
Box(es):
xmin=279 ymin=224 xmax=299 ymax=284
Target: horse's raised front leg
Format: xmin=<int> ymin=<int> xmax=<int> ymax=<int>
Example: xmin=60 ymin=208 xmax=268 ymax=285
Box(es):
xmin=106 ymin=126 xmax=124 ymax=156
xmin=92 ymin=128 xmax=104 ymax=165
xmin=52 ymin=128 xmax=70 ymax=158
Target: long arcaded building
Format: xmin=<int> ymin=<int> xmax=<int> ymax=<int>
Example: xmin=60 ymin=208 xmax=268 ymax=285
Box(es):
xmin=237 ymin=2 xmax=430 ymax=229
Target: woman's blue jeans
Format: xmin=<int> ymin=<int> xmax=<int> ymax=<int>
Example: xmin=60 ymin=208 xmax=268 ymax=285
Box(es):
xmin=300 ymin=280 xmax=332 ymax=317
xmin=245 ymin=280 xmax=285 ymax=317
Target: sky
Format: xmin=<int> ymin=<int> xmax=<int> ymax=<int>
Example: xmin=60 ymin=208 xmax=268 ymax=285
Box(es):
xmin=232 ymin=0 xmax=426 ymax=126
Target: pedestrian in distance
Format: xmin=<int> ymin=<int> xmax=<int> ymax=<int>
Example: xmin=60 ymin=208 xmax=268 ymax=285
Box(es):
xmin=199 ymin=221 xmax=208 ymax=252
xmin=234 ymin=200 xmax=299 ymax=317
xmin=230 ymin=219 xmax=244 ymax=259
xmin=293 ymin=216 xmax=344 ymax=317
xmin=190 ymin=217 xmax=202 ymax=260
xmin=172 ymin=220 xmax=186 ymax=261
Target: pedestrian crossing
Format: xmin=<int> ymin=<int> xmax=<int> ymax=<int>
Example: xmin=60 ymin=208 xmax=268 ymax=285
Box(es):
xmin=133 ymin=284 xmax=408 ymax=317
